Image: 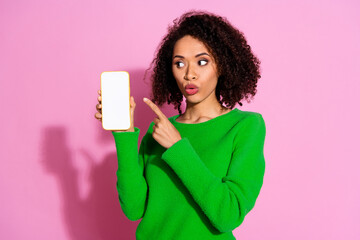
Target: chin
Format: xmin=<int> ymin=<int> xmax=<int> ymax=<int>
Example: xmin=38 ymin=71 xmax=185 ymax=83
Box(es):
xmin=184 ymin=95 xmax=202 ymax=104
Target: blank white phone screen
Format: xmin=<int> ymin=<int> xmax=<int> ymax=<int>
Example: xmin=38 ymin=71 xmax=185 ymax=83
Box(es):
xmin=100 ymin=71 xmax=131 ymax=130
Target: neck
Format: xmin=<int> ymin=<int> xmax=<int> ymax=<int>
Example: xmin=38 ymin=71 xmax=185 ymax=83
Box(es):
xmin=181 ymin=95 xmax=228 ymax=121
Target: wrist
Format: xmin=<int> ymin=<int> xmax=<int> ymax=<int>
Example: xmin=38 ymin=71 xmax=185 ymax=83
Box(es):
xmin=112 ymin=127 xmax=135 ymax=133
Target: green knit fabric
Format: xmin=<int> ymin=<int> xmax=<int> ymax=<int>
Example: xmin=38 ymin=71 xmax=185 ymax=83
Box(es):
xmin=112 ymin=108 xmax=266 ymax=240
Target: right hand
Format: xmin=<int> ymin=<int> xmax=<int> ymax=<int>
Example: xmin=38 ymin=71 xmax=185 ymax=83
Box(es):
xmin=94 ymin=90 xmax=136 ymax=132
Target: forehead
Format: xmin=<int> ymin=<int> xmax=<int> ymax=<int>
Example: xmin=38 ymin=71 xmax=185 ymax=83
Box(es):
xmin=173 ymin=35 xmax=211 ymax=56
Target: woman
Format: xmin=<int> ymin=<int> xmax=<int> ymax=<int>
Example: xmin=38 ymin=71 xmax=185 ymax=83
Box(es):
xmin=95 ymin=10 xmax=266 ymax=240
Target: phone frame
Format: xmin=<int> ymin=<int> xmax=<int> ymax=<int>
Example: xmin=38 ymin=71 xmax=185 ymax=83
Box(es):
xmin=100 ymin=71 xmax=131 ymax=131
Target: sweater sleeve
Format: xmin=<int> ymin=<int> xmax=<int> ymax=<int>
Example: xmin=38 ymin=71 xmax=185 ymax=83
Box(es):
xmin=161 ymin=114 xmax=266 ymax=232
xmin=112 ymin=127 xmax=149 ymax=221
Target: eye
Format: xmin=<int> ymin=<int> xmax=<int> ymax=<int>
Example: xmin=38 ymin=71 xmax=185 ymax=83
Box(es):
xmin=199 ymin=59 xmax=208 ymax=66
xmin=175 ymin=61 xmax=185 ymax=68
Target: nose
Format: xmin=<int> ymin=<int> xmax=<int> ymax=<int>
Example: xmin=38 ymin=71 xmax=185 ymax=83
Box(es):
xmin=184 ymin=64 xmax=197 ymax=80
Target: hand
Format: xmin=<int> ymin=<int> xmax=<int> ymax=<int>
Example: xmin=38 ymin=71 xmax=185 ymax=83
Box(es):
xmin=143 ymin=97 xmax=182 ymax=149
xmin=94 ymin=90 xmax=103 ymax=121
xmin=94 ymin=90 xmax=136 ymax=132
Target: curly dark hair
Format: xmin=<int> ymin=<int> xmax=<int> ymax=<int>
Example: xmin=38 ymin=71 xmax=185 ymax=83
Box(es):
xmin=146 ymin=10 xmax=262 ymax=115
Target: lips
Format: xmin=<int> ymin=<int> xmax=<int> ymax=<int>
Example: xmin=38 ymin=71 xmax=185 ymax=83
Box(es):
xmin=185 ymin=84 xmax=198 ymax=89
xmin=185 ymin=84 xmax=199 ymax=95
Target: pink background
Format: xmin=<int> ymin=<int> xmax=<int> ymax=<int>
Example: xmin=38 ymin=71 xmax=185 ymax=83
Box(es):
xmin=1 ymin=0 xmax=359 ymax=239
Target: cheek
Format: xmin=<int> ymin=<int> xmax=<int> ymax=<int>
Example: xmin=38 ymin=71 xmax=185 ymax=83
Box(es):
xmin=197 ymin=78 xmax=217 ymax=96
xmin=173 ymin=74 xmax=184 ymax=91
xmin=209 ymin=79 xmax=218 ymax=91
xmin=172 ymin=69 xmax=184 ymax=84
xmin=203 ymin=71 xmax=219 ymax=88
xmin=172 ymin=67 xmax=182 ymax=80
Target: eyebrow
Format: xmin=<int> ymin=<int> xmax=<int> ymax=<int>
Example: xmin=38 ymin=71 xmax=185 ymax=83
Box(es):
xmin=173 ymin=52 xmax=210 ymax=59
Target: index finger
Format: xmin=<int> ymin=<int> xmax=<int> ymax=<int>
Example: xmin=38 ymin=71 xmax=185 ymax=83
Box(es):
xmin=143 ymin=98 xmax=166 ymax=120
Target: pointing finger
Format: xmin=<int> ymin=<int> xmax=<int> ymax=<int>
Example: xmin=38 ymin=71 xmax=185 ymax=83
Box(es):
xmin=143 ymin=98 xmax=166 ymax=120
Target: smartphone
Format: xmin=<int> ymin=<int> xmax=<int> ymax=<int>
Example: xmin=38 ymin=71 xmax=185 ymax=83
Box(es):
xmin=100 ymin=71 xmax=131 ymax=131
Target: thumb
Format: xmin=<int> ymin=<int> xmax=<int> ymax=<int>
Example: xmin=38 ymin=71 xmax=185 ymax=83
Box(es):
xmin=129 ymin=96 xmax=136 ymax=128
xmin=130 ymin=96 xmax=136 ymax=110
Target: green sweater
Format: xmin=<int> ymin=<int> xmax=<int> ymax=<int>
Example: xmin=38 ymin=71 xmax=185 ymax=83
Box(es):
xmin=112 ymin=108 xmax=266 ymax=240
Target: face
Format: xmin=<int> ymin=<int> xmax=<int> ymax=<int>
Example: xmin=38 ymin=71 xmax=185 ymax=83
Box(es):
xmin=172 ymin=35 xmax=219 ymax=105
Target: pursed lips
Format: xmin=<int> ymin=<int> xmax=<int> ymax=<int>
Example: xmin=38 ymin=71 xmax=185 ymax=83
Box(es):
xmin=185 ymin=84 xmax=198 ymax=89
xmin=184 ymin=84 xmax=199 ymax=95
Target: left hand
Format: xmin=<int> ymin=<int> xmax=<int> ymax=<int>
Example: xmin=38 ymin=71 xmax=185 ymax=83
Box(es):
xmin=143 ymin=97 xmax=182 ymax=149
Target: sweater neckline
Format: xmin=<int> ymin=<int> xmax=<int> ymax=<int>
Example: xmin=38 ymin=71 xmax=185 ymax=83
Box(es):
xmin=170 ymin=108 xmax=239 ymax=126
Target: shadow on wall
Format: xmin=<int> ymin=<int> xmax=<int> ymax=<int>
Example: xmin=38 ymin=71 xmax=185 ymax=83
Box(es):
xmin=39 ymin=69 xmax=181 ymax=239
xmin=41 ymin=126 xmax=138 ymax=240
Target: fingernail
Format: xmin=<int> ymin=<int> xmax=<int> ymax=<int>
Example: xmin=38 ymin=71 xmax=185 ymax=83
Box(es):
xmin=143 ymin=97 xmax=148 ymax=102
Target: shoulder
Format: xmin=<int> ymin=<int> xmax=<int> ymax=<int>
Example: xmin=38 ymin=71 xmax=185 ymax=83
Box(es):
xmin=232 ymin=109 xmax=265 ymax=124
xmin=232 ymin=110 xmax=266 ymax=135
